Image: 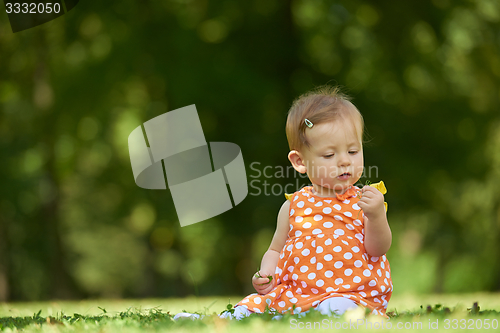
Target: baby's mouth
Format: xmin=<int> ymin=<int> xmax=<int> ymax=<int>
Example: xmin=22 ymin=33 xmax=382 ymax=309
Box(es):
xmin=337 ymin=172 xmax=351 ymax=179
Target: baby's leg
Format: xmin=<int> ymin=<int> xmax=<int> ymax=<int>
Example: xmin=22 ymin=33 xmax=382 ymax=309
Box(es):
xmin=315 ymin=297 xmax=359 ymax=316
xmin=219 ymin=306 xmax=253 ymax=320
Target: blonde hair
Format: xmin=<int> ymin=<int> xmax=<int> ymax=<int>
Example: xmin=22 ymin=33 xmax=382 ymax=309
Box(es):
xmin=285 ymin=85 xmax=364 ymax=151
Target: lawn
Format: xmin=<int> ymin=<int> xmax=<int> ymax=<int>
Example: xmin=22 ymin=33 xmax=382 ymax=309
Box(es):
xmin=1 ymin=292 xmax=499 ymax=332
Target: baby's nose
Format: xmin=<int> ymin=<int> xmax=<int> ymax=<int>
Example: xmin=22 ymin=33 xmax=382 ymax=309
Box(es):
xmin=338 ymin=153 xmax=351 ymax=166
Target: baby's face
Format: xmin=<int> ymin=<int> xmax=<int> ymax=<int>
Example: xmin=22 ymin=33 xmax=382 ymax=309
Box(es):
xmin=300 ymin=120 xmax=364 ymax=195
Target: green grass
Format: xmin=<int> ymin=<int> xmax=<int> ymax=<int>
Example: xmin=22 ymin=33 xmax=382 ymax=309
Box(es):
xmin=0 ymin=293 xmax=499 ymax=332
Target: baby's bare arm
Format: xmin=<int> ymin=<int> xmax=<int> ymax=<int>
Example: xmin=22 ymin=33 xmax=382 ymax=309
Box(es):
xmin=358 ymin=186 xmax=392 ymax=257
xmin=363 ymin=212 xmax=392 ymax=257
xmin=262 ymin=200 xmax=290 ymax=270
xmin=252 ymin=200 xmax=290 ymax=293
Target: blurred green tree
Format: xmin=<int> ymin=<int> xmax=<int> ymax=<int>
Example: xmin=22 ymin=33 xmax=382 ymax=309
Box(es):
xmin=0 ymin=0 xmax=498 ymax=301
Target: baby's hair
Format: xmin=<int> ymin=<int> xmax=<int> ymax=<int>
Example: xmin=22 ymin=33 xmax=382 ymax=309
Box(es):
xmin=285 ymin=85 xmax=364 ymax=151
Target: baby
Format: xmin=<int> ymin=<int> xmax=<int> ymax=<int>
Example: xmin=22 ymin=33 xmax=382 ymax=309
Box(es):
xmin=174 ymin=86 xmax=393 ymax=321
xmin=228 ymin=86 xmax=393 ymax=319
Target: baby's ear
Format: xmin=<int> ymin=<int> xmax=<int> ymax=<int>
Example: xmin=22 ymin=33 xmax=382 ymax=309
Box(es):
xmin=288 ymin=150 xmax=307 ymax=174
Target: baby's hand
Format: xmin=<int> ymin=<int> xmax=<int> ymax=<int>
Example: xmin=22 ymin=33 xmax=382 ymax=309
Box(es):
xmin=357 ymin=186 xmax=385 ymax=220
xmin=252 ymin=270 xmax=276 ymax=295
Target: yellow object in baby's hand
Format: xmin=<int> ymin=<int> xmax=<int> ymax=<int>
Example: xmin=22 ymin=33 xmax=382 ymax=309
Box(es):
xmin=369 ymin=181 xmax=387 ymax=195
xmin=369 ymin=181 xmax=388 ymax=211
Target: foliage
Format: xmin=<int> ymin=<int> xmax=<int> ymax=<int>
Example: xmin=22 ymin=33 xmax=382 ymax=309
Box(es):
xmin=0 ymin=298 xmax=499 ymax=333
xmin=0 ymin=0 xmax=499 ymax=301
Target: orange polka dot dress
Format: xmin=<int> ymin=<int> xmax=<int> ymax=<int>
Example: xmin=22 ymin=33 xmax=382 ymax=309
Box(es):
xmin=236 ymin=185 xmax=393 ymax=317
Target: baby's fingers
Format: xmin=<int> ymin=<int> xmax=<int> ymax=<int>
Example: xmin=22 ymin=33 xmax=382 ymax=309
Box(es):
xmin=260 ymin=285 xmax=274 ymax=295
xmin=260 ymin=280 xmax=276 ymax=293
xmin=357 ymin=197 xmax=368 ymax=208
xmin=254 ymin=277 xmax=272 ymax=285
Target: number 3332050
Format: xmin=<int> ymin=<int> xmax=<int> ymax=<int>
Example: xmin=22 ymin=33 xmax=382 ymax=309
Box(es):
xmin=5 ymin=2 xmax=62 ymax=14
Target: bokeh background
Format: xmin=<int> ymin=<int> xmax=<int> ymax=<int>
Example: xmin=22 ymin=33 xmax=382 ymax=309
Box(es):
xmin=0 ymin=0 xmax=499 ymax=302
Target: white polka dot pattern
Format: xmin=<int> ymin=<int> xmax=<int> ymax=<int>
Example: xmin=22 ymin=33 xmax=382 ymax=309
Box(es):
xmin=236 ymin=185 xmax=392 ymax=318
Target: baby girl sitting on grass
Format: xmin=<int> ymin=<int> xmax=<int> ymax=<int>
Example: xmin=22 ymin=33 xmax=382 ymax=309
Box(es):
xmin=175 ymin=85 xmax=392 ymax=320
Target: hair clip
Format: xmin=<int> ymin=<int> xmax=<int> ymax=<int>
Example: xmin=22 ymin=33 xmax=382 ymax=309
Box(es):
xmin=304 ymin=118 xmax=313 ymax=128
